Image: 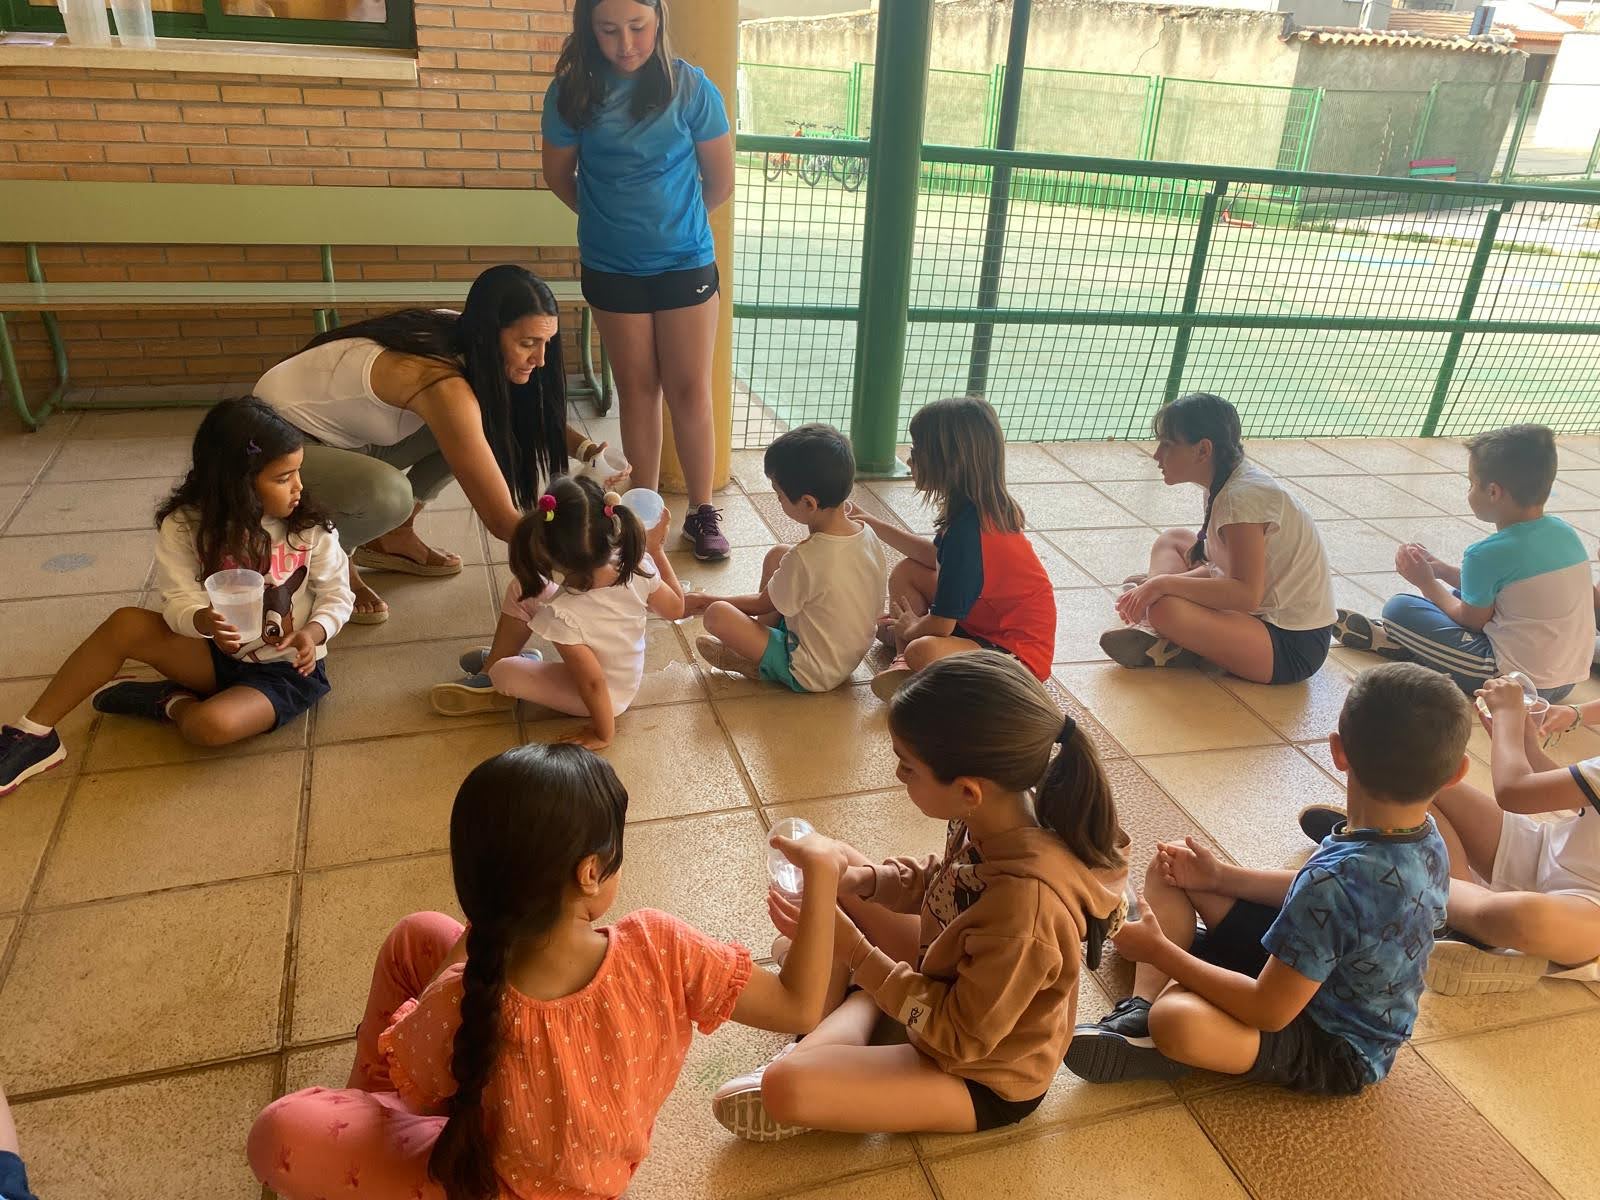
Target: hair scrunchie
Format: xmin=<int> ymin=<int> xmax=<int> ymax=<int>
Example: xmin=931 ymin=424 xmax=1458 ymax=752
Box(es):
xmin=537 ymin=493 xmax=558 ymax=523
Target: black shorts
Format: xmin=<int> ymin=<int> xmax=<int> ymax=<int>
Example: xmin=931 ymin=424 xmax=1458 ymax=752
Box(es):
xmin=581 ymin=262 xmax=719 ymax=314
xmin=963 ymin=1077 xmax=1047 ymax=1131
xmin=954 ymin=625 xmax=1020 ymax=662
xmin=210 ymin=640 xmax=330 ymax=729
xmin=1191 ymin=899 xmax=1368 ymax=1096
xmin=1266 ymin=622 xmax=1334 ymax=685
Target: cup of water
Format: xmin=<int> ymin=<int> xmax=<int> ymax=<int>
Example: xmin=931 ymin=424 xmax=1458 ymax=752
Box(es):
xmin=579 ymin=445 xmax=629 ymax=486
xmin=110 ymin=0 xmax=155 ymax=47
xmin=768 ymin=816 xmax=814 ymax=901
xmin=619 ymin=488 xmax=665 ymax=528
xmin=204 ymin=568 xmax=264 ymax=643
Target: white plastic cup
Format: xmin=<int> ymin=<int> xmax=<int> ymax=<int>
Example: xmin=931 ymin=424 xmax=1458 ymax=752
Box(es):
xmin=204 ymin=568 xmax=264 ymax=643
xmin=57 ymin=0 xmax=111 ymax=45
xmin=110 ymin=0 xmax=155 ymax=47
xmin=768 ymin=816 xmax=814 ymax=900
xmin=619 ymin=487 xmax=665 ymax=528
xmin=1505 ymin=671 xmax=1540 ymax=705
xmin=579 ymin=445 xmax=629 ymax=485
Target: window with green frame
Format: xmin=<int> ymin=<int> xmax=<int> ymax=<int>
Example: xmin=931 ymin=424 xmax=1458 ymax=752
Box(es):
xmin=0 ymin=0 xmax=414 ymax=47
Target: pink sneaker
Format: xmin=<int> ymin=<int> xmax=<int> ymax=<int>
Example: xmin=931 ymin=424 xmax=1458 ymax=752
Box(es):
xmin=871 ymin=656 xmax=913 ymax=701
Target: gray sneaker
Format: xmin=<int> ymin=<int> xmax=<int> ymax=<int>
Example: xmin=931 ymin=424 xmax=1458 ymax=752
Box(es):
xmin=430 ymin=674 xmax=516 ymax=716
xmin=711 ymin=1043 xmax=809 ymax=1143
xmin=1099 ymin=627 xmax=1202 ymax=670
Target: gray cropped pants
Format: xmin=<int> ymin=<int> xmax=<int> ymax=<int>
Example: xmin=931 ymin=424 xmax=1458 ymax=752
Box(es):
xmin=297 ymin=424 xmax=454 ymax=550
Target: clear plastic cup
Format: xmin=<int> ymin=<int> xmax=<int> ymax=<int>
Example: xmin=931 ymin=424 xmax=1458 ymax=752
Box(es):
xmin=57 ymin=0 xmax=111 ymax=44
xmin=619 ymin=488 xmax=665 ymax=528
xmin=204 ymin=568 xmax=264 ymax=643
xmin=110 ymin=0 xmax=155 ymax=47
xmin=768 ymin=816 xmax=814 ymax=900
xmin=579 ymin=445 xmax=629 ymax=486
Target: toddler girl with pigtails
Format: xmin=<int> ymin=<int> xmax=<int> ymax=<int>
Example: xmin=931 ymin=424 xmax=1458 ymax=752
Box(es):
xmin=433 ymin=474 xmax=685 ymax=749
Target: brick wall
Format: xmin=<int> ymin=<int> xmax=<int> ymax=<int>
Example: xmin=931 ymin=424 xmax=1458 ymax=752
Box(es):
xmin=0 ymin=0 xmax=588 ymax=393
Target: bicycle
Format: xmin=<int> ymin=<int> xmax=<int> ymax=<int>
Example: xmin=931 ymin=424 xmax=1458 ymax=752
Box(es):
xmin=802 ymin=125 xmax=866 ymax=192
xmin=763 ymin=120 xmax=810 ymax=181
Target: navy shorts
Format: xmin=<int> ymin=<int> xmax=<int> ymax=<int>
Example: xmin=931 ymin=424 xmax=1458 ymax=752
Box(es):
xmin=1266 ymin=622 xmax=1334 ymax=685
xmin=1192 ymin=899 xmax=1367 ymax=1096
xmin=581 ymin=262 xmax=719 ymax=314
xmin=210 ymin=640 xmax=330 ymax=729
xmin=0 ymin=1151 xmax=39 ymax=1200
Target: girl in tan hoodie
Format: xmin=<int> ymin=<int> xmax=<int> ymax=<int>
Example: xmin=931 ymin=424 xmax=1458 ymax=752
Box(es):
xmin=712 ymin=651 xmax=1129 ymax=1140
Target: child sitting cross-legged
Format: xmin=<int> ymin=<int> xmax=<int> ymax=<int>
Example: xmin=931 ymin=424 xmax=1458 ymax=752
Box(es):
xmin=687 ymin=424 xmax=888 ymax=690
xmin=1067 ymin=662 xmax=1468 ymax=1094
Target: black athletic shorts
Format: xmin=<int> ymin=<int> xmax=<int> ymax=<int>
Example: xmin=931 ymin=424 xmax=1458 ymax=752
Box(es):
xmin=1266 ymin=622 xmax=1334 ymax=685
xmin=581 ymin=262 xmax=719 ymax=314
xmin=963 ymin=1077 xmax=1048 ymax=1131
xmin=1191 ymin=899 xmax=1368 ymax=1096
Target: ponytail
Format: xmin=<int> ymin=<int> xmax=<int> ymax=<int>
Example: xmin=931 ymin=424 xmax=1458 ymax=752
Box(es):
xmin=508 ymin=474 xmax=655 ymax=601
xmin=1033 ymin=721 xmax=1124 ymax=873
xmin=428 ymin=920 xmax=511 ymax=1200
xmin=1151 ymin=391 xmax=1245 ymax=566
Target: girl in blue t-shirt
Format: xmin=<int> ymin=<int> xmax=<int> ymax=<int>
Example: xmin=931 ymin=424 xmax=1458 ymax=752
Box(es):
xmin=542 ymin=0 xmax=735 ymax=563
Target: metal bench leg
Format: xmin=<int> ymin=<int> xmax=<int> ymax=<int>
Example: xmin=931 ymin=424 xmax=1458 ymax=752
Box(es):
xmin=576 ymin=304 xmax=600 ymax=403
xmin=0 ymin=312 xmax=64 ymax=431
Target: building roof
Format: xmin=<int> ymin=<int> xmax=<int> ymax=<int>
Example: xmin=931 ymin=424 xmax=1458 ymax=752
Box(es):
xmin=1386 ymin=0 xmax=1581 ymax=49
xmin=1288 ymin=26 xmax=1520 ymax=52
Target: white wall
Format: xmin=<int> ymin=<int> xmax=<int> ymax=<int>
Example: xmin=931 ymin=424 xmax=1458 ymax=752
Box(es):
xmin=1534 ymin=31 xmax=1600 ymax=148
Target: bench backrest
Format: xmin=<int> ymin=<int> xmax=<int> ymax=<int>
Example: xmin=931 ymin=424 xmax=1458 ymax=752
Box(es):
xmin=1 ymin=181 xmax=576 ymax=248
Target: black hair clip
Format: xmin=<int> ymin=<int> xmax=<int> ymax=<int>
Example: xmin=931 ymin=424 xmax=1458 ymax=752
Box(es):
xmin=1056 ymin=714 xmax=1077 ymax=746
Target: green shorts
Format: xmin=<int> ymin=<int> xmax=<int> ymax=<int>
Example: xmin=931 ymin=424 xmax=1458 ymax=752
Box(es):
xmin=759 ymin=616 xmax=807 ymax=693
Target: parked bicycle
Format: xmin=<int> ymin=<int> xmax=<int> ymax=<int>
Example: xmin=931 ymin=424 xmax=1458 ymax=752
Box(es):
xmin=762 ymin=121 xmax=867 ymax=191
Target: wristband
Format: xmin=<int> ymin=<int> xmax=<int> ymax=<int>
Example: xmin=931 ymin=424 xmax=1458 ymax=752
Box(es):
xmin=576 ymin=438 xmax=598 ymax=463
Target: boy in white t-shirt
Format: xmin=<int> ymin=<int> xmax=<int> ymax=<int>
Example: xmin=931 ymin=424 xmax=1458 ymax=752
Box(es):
xmin=1300 ymin=675 xmax=1600 ymax=994
xmin=687 ymin=425 xmax=888 ymax=692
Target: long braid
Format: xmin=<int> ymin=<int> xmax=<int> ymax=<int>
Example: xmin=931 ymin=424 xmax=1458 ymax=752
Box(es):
xmin=428 ymin=919 xmax=512 ymax=1200
xmin=1190 ymin=440 xmax=1242 ymax=566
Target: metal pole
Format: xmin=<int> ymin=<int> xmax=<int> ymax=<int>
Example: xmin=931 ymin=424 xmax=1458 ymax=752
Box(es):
xmin=849 ymin=0 xmax=933 ymax=476
xmin=964 ymin=0 xmax=1032 ymax=398
xmin=1499 ymin=80 xmax=1536 ymax=183
xmin=1420 ymin=201 xmax=1509 ymax=438
xmin=1161 ymin=180 xmax=1228 ymax=406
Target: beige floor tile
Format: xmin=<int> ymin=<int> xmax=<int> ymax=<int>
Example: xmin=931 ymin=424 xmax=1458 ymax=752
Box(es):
xmin=778 ymin=1165 xmax=936 ymax=1200
xmin=1412 ymin=978 xmax=1598 ymax=1043
xmin=1245 ymin=440 xmax=1363 ymax=476
xmin=0 ymin=590 xmax=141 ymax=679
xmin=0 ymin=530 xmax=154 ymax=599
xmin=427 ymin=476 xmax=470 ymax=509
xmin=1367 ymin=515 xmax=1489 ymax=565
xmin=1389 ymin=472 xmax=1476 ymax=516
xmin=1011 ymin=482 xmax=1142 ymax=531
xmin=1193 ymin=1047 xmax=1558 ymax=1200
xmin=1313 ymin=437 xmax=1454 ymax=475
xmin=1215 ymin=657 xmax=1351 ymax=743
xmin=1294 ymin=473 xmax=1445 ymax=519
xmin=628 ymin=1020 xmax=914 ymax=1200
xmin=1557 ymin=509 xmax=1600 ymax=539
xmin=926 ymin=1104 xmax=1248 ymax=1198
xmin=746 ymin=485 xmax=905 ymax=551
xmin=283 ymin=1037 xmax=357 ymax=1093
xmin=1560 ymin=468 xmax=1600 ymax=498
xmin=67 ymin=409 xmax=207 ymax=440
xmin=634 ymin=620 xmax=711 ymax=708
xmin=306 ymin=726 xmax=517 ymax=868
xmin=1053 ymin=664 xmax=1279 ymax=756
xmin=401 ymin=504 xmax=488 ymax=565
xmin=668 ymin=546 xmax=772 ymax=599
xmin=1092 ymin=479 xmax=1206 ymax=526
xmin=611 ymin=808 xmax=774 ymax=952
xmin=0 ymin=426 xmax=68 ymax=485
xmin=314 ymin=640 xmax=514 ymax=744
xmin=1103 ymin=755 xmax=1224 ymax=871
xmin=1141 ymin=745 xmax=1338 ymax=872
xmin=0 ymin=777 xmax=67 ymax=914
xmin=84 ymin=693 xmax=309 ymax=772
xmin=1549 ymin=477 xmax=1600 ymax=509
xmin=766 ymin=788 xmax=947 ymax=869
xmin=0 ymin=875 xmax=291 ymax=1091
xmin=0 ymin=678 xmax=95 ymax=776
xmin=1556 ymin=435 xmax=1600 ymax=465
xmin=1029 ymin=532 xmax=1096 ymax=589
xmin=1047 ymin=674 xmax=1126 ymax=763
xmin=866 ymin=481 xmax=937 ymax=535
xmin=0 ymin=483 xmax=26 ymax=527
xmin=45 ymin=436 xmax=190 ymax=483
xmin=1002 ymin=442 xmax=1078 ymax=484
xmin=728 ymin=449 xmax=775 ymax=494
xmin=37 ymin=752 xmax=302 ymax=906
xmin=1337 ymin=574 xmax=1415 ymax=610
xmin=6 ymin=478 xmax=172 ymax=536
xmin=15 ymin=1059 xmax=275 ymax=1200
xmin=1330 ymin=572 xmax=1385 ymax=614
xmin=1042 ymin=440 xmax=1156 ymax=481
xmin=337 ymin=564 xmax=499 ymax=649
xmin=1046 ymin=527 xmax=1159 ymax=586
xmin=1419 ymin=1009 xmax=1600 ymax=1198
xmin=1319 ymin=520 xmax=1408 ymax=574
xmin=1392 ymin=436 xmax=1473 ymax=472
xmin=293 ymin=853 xmax=459 ymax=1043
xmin=1280 ymin=478 xmax=1350 ymax=519
xmin=719 ymin=684 xmax=898 ymax=804
xmin=1055 ymin=588 xmax=1122 ymax=664
xmin=0 ymin=915 xmax=13 ymax=960
xmin=662 ymin=491 xmax=780 ymax=549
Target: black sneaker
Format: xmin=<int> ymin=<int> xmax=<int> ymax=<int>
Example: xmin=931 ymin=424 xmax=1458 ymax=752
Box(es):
xmin=1332 ymin=609 xmax=1405 ymax=657
xmin=92 ymin=680 xmax=188 ymax=721
xmin=1063 ymin=997 xmax=1191 ymax=1083
xmin=0 ymin=725 xmax=66 ymax=797
xmin=1298 ymin=804 xmax=1346 ymax=844
xmin=1098 ymin=627 xmax=1202 ymax=670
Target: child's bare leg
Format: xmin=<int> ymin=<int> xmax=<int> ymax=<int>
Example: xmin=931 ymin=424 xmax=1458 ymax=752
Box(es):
xmin=485 ymin=656 xmax=592 ymax=715
xmin=762 ymin=992 xmax=978 ymax=1134
xmin=903 ymin=633 xmax=985 ymax=673
xmin=1430 ymin=781 xmax=1504 ymax=882
xmin=1149 ymin=528 xmax=1196 ymax=576
xmin=704 ymin=602 xmax=780 ymax=661
xmin=482 ymin=612 xmax=534 ymax=672
xmin=166 ymin=686 xmax=279 ymax=748
xmin=1147 ymin=987 xmax=1261 ymax=1075
xmin=26 ymin=608 xmax=217 ymax=728
xmin=1446 ymin=881 xmax=1600 ymax=964
xmin=1132 ymin=856 xmax=1232 ymax=1001
xmin=886 ymin=558 xmax=935 ymax=619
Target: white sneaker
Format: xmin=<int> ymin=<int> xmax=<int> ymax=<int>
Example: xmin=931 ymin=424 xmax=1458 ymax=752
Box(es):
xmin=711 ymin=1043 xmax=809 ymax=1143
xmin=1425 ymin=937 xmax=1548 ymax=996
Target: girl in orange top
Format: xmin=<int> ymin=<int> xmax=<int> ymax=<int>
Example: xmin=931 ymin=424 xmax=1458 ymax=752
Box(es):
xmin=247 ymin=743 xmax=849 ymax=1200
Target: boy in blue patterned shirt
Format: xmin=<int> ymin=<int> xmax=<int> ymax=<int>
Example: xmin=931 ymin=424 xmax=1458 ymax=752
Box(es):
xmin=1066 ymin=663 xmax=1468 ymax=1092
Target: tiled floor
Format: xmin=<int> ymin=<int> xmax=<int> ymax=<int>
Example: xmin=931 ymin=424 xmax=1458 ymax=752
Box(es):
xmin=4 ymin=407 xmax=1600 ymax=1200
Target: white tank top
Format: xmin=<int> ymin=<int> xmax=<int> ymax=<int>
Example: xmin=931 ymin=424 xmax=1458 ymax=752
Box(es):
xmin=254 ymin=338 xmax=427 ymax=450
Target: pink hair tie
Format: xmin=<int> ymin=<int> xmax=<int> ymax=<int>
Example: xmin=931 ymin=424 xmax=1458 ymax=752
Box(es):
xmin=537 ymin=493 xmax=557 ymax=523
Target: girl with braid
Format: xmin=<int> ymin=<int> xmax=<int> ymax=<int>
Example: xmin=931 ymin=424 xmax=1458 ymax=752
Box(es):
xmin=247 ymin=743 xmax=852 ymax=1200
xmin=1100 ymin=392 xmax=1336 ymax=684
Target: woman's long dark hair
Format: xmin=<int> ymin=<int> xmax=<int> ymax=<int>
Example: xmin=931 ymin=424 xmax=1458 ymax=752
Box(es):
xmin=305 ymin=265 xmax=567 ymax=508
xmin=907 ymin=396 xmax=1025 ymax=536
xmin=508 ymin=473 xmax=649 ymax=599
xmin=155 ymin=397 xmax=332 ymax=577
xmin=889 ymin=652 xmax=1125 ymax=967
xmin=553 ymin=0 xmax=677 ymax=128
xmin=428 ymin=744 xmax=629 ymax=1200
xmin=1153 ymin=392 xmax=1244 ymax=567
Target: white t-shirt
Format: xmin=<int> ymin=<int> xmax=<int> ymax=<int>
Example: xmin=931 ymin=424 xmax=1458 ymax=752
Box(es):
xmin=1491 ymin=757 xmax=1600 ymax=907
xmin=1205 ymin=460 xmax=1337 ymax=632
xmin=526 ymin=554 xmax=663 ymax=715
xmin=766 ymin=523 xmax=889 ymax=692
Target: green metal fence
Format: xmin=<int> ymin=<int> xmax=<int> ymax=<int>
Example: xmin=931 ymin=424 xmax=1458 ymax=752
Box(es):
xmin=732 ymin=134 xmax=1600 ymax=452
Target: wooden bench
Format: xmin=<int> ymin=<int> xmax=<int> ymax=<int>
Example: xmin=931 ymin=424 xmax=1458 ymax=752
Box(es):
xmin=0 ymin=180 xmax=612 ymax=430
